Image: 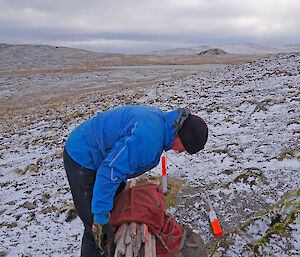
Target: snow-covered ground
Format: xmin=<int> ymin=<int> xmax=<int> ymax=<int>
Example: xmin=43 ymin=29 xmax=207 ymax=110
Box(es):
xmin=0 ymin=49 xmax=299 ymax=256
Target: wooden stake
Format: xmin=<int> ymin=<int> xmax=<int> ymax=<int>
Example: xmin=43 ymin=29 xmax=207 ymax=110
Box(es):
xmin=133 ymin=223 xmax=142 ymax=257
xmin=144 ymin=230 xmax=152 ymax=257
xmin=125 ymin=243 xmax=133 ymax=257
xmin=141 ymin=224 xmax=149 ymax=243
xmin=151 ymin=232 xmax=156 ymax=257
xmin=114 ymin=223 xmax=128 ymax=257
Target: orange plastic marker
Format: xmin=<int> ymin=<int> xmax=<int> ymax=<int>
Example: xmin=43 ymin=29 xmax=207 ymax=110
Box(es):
xmin=161 ymin=156 xmax=167 ymax=193
xmin=161 ymin=156 xmax=166 ymax=176
xmin=205 ymin=195 xmax=223 ymax=237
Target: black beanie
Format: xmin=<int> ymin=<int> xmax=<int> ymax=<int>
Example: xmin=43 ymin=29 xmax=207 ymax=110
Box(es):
xmin=178 ymin=115 xmax=208 ymax=154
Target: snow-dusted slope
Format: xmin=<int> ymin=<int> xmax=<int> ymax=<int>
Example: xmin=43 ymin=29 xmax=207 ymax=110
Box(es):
xmin=0 ymin=43 xmax=109 ymax=72
xmin=0 ymin=51 xmax=299 ymax=256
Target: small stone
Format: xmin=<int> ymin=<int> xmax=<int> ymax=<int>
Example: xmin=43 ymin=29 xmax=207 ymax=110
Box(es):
xmin=20 ymin=201 xmax=37 ymax=210
xmin=40 ymin=194 xmax=50 ymax=204
xmin=6 ymin=201 xmax=15 ymax=205
xmin=66 ymin=207 xmax=78 ymax=222
xmin=41 ymin=205 xmax=57 ymax=214
xmin=12 ymin=168 xmax=24 ymax=174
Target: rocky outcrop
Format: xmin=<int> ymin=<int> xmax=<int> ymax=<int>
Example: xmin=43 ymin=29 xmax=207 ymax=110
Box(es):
xmin=198 ymin=48 xmax=227 ymax=56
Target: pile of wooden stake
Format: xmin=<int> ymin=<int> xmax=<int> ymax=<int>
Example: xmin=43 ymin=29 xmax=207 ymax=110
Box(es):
xmin=113 ymin=222 xmax=156 ymax=257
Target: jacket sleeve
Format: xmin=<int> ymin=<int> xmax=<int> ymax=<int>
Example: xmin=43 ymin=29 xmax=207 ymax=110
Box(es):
xmin=91 ymin=121 xmax=163 ymax=224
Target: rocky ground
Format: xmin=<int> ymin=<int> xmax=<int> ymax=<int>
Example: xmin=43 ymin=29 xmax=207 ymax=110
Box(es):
xmin=0 ymin=45 xmax=299 ymax=256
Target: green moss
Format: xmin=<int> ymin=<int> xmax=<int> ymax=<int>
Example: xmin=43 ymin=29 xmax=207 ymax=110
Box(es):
xmin=216 ymin=183 xmax=230 ymax=189
xmin=278 ymin=151 xmax=293 ymax=161
xmin=262 ymin=98 xmax=273 ymax=102
xmin=240 ymin=99 xmax=255 ymax=106
xmin=252 ymin=210 xmax=300 ymax=254
xmin=213 ymin=149 xmax=228 ymax=154
xmin=278 ymin=147 xmax=300 ymax=161
xmin=234 ymin=172 xmax=263 ymax=185
xmin=272 ymin=222 xmax=286 ymax=233
xmin=221 ymin=169 xmax=234 ymax=175
xmin=249 ymin=191 xmax=300 ymax=255
xmin=243 ymin=167 xmax=261 ymax=172
xmin=209 ymin=238 xmax=222 ymax=256
xmin=0 ymin=222 xmax=17 ymax=228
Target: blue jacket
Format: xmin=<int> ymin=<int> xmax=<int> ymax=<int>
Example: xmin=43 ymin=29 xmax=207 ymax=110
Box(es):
xmin=65 ymin=105 xmax=187 ymax=224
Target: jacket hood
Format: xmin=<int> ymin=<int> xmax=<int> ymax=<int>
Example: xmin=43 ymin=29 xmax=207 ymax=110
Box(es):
xmin=162 ymin=108 xmax=190 ymax=151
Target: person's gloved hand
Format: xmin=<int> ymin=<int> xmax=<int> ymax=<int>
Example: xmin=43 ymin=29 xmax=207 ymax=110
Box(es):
xmin=92 ymin=222 xmax=115 ymax=252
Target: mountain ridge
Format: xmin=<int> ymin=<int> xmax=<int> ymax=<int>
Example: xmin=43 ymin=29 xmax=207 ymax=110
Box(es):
xmin=148 ymin=43 xmax=300 ymax=55
xmin=1 ymin=42 xmax=300 ymax=56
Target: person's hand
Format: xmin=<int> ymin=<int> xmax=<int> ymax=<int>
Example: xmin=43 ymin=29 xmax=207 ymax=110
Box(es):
xmin=92 ymin=222 xmax=115 ymax=252
xmin=92 ymin=222 xmax=103 ymax=249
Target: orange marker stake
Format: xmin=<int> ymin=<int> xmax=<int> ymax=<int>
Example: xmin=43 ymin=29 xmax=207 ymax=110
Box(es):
xmin=205 ymin=195 xmax=223 ymax=237
xmin=161 ymin=156 xmax=167 ymax=193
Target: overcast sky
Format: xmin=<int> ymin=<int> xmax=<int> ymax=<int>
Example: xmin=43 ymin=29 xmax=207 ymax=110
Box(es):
xmin=0 ymin=0 xmax=299 ymax=54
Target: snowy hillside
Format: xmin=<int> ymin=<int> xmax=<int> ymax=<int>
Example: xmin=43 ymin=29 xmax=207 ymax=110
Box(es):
xmin=0 ymin=51 xmax=299 ymax=256
xmin=0 ymin=43 xmax=114 ymax=73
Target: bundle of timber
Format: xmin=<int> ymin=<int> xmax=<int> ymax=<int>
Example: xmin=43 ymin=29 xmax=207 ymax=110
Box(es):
xmin=113 ymin=222 xmax=156 ymax=257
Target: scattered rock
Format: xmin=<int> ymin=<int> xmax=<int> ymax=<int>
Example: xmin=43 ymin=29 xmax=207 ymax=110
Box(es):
xmin=39 ymin=193 xmax=51 ymax=204
xmin=5 ymin=201 xmax=15 ymax=205
xmin=12 ymin=168 xmax=24 ymax=174
xmin=24 ymin=164 xmax=39 ymax=173
xmin=20 ymin=201 xmax=37 ymax=210
xmin=66 ymin=207 xmax=78 ymax=222
xmin=0 ymin=251 xmax=7 ymax=257
xmin=41 ymin=205 xmax=58 ymax=214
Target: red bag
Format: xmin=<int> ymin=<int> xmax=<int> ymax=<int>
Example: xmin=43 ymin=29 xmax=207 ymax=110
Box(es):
xmin=109 ymin=183 xmax=186 ymax=256
xmin=110 ymin=183 xmax=165 ymax=235
xmin=156 ymin=214 xmax=186 ymax=257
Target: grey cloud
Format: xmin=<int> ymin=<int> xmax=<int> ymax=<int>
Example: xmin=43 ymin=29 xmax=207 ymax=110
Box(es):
xmin=0 ymin=0 xmax=299 ymax=53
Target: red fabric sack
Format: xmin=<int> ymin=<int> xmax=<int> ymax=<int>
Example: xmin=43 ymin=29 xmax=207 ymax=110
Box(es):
xmin=109 ymin=183 xmax=186 ymax=256
xmin=156 ymin=214 xmax=186 ymax=256
xmin=109 ymin=183 xmax=165 ymax=235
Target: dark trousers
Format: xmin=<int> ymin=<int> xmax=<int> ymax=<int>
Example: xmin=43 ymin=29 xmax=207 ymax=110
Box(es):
xmin=63 ymin=148 xmax=125 ymax=257
xmin=63 ymin=148 xmax=104 ymax=257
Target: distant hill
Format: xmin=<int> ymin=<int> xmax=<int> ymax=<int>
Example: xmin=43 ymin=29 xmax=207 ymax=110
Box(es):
xmin=2 ymin=42 xmax=300 ymax=57
xmin=149 ymin=43 xmax=300 ymax=56
xmin=0 ymin=43 xmax=109 ymax=63
xmin=0 ymin=43 xmax=121 ymax=72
